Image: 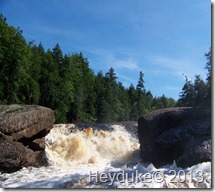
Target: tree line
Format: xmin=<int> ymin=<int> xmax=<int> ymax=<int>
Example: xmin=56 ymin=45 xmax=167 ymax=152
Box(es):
xmin=0 ymin=14 xmax=211 ymax=123
xmin=177 ymin=47 xmax=211 ymax=108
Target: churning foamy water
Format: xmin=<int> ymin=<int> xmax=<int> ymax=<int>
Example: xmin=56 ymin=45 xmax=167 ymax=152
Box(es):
xmin=0 ymin=124 xmax=211 ymax=188
xmin=45 ymin=124 xmax=140 ymax=167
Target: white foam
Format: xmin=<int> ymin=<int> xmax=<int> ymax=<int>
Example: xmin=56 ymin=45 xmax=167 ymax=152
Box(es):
xmin=0 ymin=124 xmax=211 ymax=188
xmin=45 ymin=124 xmax=141 ymax=167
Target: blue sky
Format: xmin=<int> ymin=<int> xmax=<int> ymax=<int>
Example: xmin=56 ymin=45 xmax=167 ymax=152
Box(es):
xmin=0 ymin=0 xmax=211 ymax=100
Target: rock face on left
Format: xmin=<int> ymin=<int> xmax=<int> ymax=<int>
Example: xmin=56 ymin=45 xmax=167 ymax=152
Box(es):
xmin=0 ymin=105 xmax=55 ymax=172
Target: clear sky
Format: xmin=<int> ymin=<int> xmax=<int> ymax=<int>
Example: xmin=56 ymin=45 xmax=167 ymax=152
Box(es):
xmin=0 ymin=0 xmax=211 ymax=100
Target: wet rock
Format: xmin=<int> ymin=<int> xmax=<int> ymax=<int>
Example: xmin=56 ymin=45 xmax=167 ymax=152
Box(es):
xmin=29 ymin=138 xmax=45 ymax=151
xmin=0 ymin=136 xmax=37 ymax=173
xmin=138 ymin=107 xmax=211 ymax=168
xmin=0 ymin=105 xmax=55 ymax=172
xmin=177 ymin=138 xmax=211 ymax=167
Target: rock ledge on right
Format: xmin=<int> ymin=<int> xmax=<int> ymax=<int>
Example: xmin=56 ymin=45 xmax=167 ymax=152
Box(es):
xmin=138 ymin=107 xmax=211 ymax=168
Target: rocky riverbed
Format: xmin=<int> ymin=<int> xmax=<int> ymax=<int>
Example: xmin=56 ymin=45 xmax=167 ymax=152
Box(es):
xmin=0 ymin=124 xmax=211 ymax=188
xmin=0 ymin=105 xmax=211 ymax=188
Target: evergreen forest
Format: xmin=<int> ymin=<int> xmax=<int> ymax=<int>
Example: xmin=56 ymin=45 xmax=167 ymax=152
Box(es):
xmin=0 ymin=14 xmax=211 ymax=123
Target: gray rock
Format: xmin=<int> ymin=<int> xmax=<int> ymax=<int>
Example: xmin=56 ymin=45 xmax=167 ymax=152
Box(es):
xmin=0 ymin=135 xmax=37 ymax=172
xmin=29 ymin=138 xmax=45 ymax=151
xmin=0 ymin=104 xmax=55 ymax=140
xmin=138 ymin=107 xmax=211 ymax=168
xmin=0 ymin=105 xmax=55 ymax=172
xmin=177 ymin=138 xmax=211 ymax=167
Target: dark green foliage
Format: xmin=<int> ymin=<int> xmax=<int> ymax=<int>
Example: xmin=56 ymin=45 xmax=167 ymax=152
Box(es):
xmin=0 ymin=14 xmax=178 ymax=123
xmin=136 ymin=71 xmax=145 ymax=93
xmin=153 ymin=95 xmax=176 ymax=109
xmin=204 ymin=48 xmax=211 ymax=105
xmin=116 ymin=82 xmax=130 ymax=121
xmin=0 ymin=14 xmax=38 ymax=104
xmin=128 ymin=84 xmax=138 ymax=120
xmin=136 ymin=71 xmax=147 ymax=117
xmin=205 ymin=47 xmax=211 ymax=84
xmin=178 ymin=48 xmax=211 ymax=107
xmin=68 ymin=53 xmax=96 ymax=123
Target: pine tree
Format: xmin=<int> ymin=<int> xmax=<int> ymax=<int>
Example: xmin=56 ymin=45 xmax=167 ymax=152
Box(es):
xmin=0 ymin=15 xmax=30 ymax=104
xmin=52 ymin=43 xmax=63 ymax=65
xmin=103 ymin=67 xmax=119 ymax=122
xmin=205 ymin=47 xmax=211 ymax=85
xmin=204 ymin=48 xmax=211 ymax=105
xmin=1 ymin=14 xmax=181 ymax=123
xmin=193 ymin=75 xmax=207 ymax=106
xmin=67 ymin=53 xmax=96 ymax=123
xmin=25 ymin=42 xmax=44 ymax=104
xmin=178 ymin=47 xmax=211 ymax=107
xmin=116 ymin=82 xmax=130 ymax=121
xmin=144 ymin=91 xmax=153 ymax=112
xmin=79 ymin=53 xmax=96 ymax=122
xmin=128 ymin=84 xmax=138 ymax=120
xmin=39 ymin=49 xmax=60 ymax=108
xmin=136 ymin=71 xmax=145 ymax=93
xmin=94 ymin=71 xmax=106 ymax=122
xmin=178 ymin=76 xmax=195 ymax=107
xmin=136 ymin=71 xmax=146 ymax=117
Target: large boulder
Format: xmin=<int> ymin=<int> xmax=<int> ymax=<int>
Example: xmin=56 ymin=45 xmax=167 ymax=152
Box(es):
xmin=0 ymin=134 xmax=37 ymax=172
xmin=0 ymin=105 xmax=55 ymax=172
xmin=138 ymin=107 xmax=211 ymax=168
xmin=0 ymin=104 xmax=55 ymax=141
xmin=177 ymin=138 xmax=211 ymax=167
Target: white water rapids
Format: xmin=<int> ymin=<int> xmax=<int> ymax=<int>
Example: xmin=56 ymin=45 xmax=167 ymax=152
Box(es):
xmin=0 ymin=124 xmax=211 ymax=188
